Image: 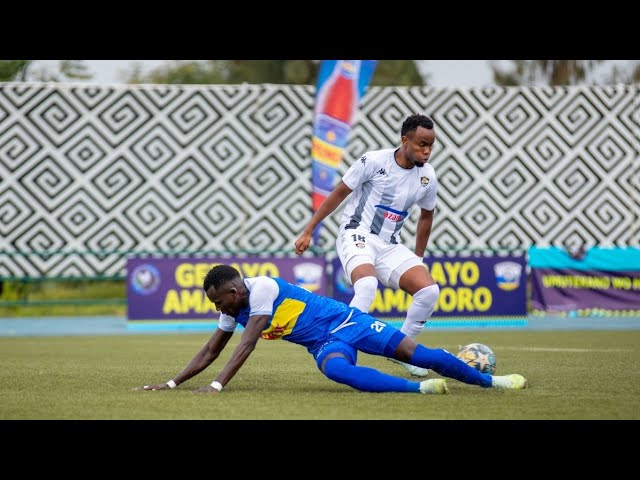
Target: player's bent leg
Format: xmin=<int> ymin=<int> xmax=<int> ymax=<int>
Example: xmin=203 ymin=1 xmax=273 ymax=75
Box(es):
xmin=410 ymin=345 xmax=493 ymax=387
xmin=402 ymin=284 xmax=439 ymax=338
xmin=316 ymin=339 xmax=443 ymax=394
xmin=388 ymin=283 xmax=440 ymax=376
xmin=386 ymin=264 xmax=439 ymax=377
xmin=323 ymin=354 xmax=422 ymax=393
xmin=393 ymin=337 xmax=528 ymax=390
xmin=409 ymin=344 xmax=528 ymax=389
xmin=396 ymin=264 xmax=439 ymax=338
xmin=394 ymin=337 xmax=492 ymax=387
xmin=350 ymin=276 xmax=378 ymax=313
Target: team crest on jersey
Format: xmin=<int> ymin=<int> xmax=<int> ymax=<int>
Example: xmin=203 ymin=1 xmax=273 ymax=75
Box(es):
xmin=420 ymin=176 xmax=429 ymax=186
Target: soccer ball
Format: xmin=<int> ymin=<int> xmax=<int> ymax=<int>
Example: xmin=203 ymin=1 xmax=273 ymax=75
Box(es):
xmin=456 ymin=343 xmax=497 ymax=375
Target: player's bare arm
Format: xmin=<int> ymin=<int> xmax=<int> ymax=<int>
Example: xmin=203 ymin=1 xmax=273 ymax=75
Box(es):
xmin=133 ymin=328 xmax=233 ymax=391
xmin=414 ymin=208 xmax=434 ymax=257
xmin=295 ymin=181 xmax=353 ymax=254
xmin=193 ymin=314 xmax=270 ymax=393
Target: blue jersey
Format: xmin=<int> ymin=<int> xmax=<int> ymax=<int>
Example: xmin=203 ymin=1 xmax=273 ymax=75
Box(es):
xmin=234 ymin=277 xmax=352 ymax=345
xmin=219 ymin=277 xmax=403 ymax=362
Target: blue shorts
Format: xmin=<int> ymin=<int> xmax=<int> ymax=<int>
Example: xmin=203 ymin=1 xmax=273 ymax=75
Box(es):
xmin=310 ymin=309 xmax=405 ymax=371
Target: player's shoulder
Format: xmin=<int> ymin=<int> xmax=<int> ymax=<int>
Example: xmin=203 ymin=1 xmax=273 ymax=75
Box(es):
xmin=245 ymin=276 xmax=279 ymax=292
xmin=358 ymin=148 xmax=394 ymax=166
xmin=421 ymin=162 xmax=437 ymax=177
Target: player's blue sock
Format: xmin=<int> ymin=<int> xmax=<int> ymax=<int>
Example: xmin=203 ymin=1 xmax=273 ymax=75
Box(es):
xmin=410 ymin=345 xmax=493 ymax=387
xmin=323 ymin=356 xmax=420 ymax=393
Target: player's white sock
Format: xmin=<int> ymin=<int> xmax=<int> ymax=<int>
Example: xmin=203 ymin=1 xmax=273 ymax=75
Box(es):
xmin=349 ymin=276 xmax=378 ymax=313
xmin=401 ymin=284 xmax=439 ymax=338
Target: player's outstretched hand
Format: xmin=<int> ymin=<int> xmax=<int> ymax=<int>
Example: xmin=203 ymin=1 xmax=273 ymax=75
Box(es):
xmin=192 ymin=385 xmax=221 ymax=394
xmin=132 ymin=383 xmax=170 ymax=391
xmin=294 ymin=232 xmax=311 ymax=255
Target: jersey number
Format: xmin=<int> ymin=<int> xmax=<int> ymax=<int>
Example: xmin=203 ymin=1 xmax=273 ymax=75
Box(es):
xmin=370 ymin=320 xmax=386 ymax=333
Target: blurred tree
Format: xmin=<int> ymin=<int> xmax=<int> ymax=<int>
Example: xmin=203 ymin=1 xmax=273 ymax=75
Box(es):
xmin=370 ymin=60 xmax=424 ymax=86
xmin=226 ymin=60 xmax=319 ymax=84
xmin=59 ymin=60 xmax=92 ymax=80
xmin=124 ymin=60 xmax=314 ymax=85
xmin=631 ymin=63 xmax=640 ymax=83
xmin=25 ymin=60 xmax=93 ymax=82
xmin=603 ymin=61 xmax=640 ymax=84
xmin=0 ymin=60 xmax=31 ymax=81
xmin=126 ymin=61 xmax=229 ymax=84
xmin=488 ymin=60 xmax=640 ymax=86
xmin=123 ymin=60 xmax=425 ymax=86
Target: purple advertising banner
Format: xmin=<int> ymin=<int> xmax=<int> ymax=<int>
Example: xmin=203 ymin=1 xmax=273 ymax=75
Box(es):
xmin=127 ymin=256 xmax=327 ymax=320
xmin=332 ymin=254 xmax=527 ymax=317
xmin=531 ymin=268 xmax=640 ymax=312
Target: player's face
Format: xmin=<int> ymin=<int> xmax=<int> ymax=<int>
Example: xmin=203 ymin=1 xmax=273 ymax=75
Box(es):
xmin=406 ymin=126 xmax=436 ymax=167
xmin=207 ymin=283 xmax=241 ymax=317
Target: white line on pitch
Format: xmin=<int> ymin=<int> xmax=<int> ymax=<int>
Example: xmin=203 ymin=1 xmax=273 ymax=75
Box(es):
xmin=494 ymin=347 xmax=634 ymax=352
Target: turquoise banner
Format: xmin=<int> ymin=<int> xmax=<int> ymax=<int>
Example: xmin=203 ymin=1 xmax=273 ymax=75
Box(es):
xmin=528 ymin=246 xmax=640 ymax=271
xmin=530 ymin=246 xmax=640 ymax=314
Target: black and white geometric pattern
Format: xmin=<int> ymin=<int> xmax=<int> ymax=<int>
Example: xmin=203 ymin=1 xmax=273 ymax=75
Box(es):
xmin=0 ymin=83 xmax=637 ymax=278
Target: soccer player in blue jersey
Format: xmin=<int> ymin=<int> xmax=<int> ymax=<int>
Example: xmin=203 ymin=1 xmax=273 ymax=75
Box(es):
xmin=134 ymin=264 xmax=527 ymax=394
xmin=295 ymin=114 xmax=440 ymax=377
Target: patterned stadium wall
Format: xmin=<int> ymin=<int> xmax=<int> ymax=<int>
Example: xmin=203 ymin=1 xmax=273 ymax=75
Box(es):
xmin=0 ymin=83 xmax=638 ymax=278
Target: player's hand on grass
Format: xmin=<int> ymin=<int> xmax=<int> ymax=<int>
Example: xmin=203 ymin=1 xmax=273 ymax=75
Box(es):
xmin=192 ymin=385 xmax=221 ymax=394
xmin=132 ymin=383 xmax=170 ymax=391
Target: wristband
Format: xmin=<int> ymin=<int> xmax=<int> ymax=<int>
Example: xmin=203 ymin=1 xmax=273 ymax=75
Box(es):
xmin=166 ymin=379 xmax=177 ymax=389
xmin=210 ymin=381 xmax=223 ymax=392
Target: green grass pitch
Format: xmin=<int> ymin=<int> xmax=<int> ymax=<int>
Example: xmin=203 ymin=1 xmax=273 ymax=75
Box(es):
xmin=1 ymin=329 xmax=639 ymax=420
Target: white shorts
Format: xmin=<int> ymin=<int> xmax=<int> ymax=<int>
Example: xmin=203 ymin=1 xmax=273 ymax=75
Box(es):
xmin=336 ymin=227 xmax=425 ymax=289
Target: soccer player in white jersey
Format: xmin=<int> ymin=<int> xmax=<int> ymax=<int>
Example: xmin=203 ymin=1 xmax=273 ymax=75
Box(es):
xmin=295 ymin=114 xmax=439 ymax=377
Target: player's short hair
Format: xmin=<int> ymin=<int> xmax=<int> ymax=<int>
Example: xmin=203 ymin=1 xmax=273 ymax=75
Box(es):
xmin=203 ymin=264 xmax=241 ymax=292
xmin=401 ymin=114 xmax=434 ymax=137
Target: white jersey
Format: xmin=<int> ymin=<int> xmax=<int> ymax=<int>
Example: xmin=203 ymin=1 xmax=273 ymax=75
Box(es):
xmin=340 ymin=148 xmax=437 ymax=244
xmin=217 ymin=277 xmax=279 ymax=332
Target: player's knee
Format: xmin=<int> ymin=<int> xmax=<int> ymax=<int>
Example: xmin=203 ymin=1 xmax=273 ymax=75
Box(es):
xmin=413 ymin=283 xmax=439 ymax=308
xmin=323 ymin=356 xmax=352 ymax=383
xmin=350 ymin=276 xmax=378 ymax=312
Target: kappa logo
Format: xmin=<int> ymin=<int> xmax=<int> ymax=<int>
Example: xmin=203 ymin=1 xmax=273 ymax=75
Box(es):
xmin=420 ymin=176 xmax=429 ymax=186
xmin=360 ymin=155 xmax=367 ymax=165
xmin=330 ymin=311 xmax=356 ymax=334
xmin=377 ymin=168 xmax=387 ymax=175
